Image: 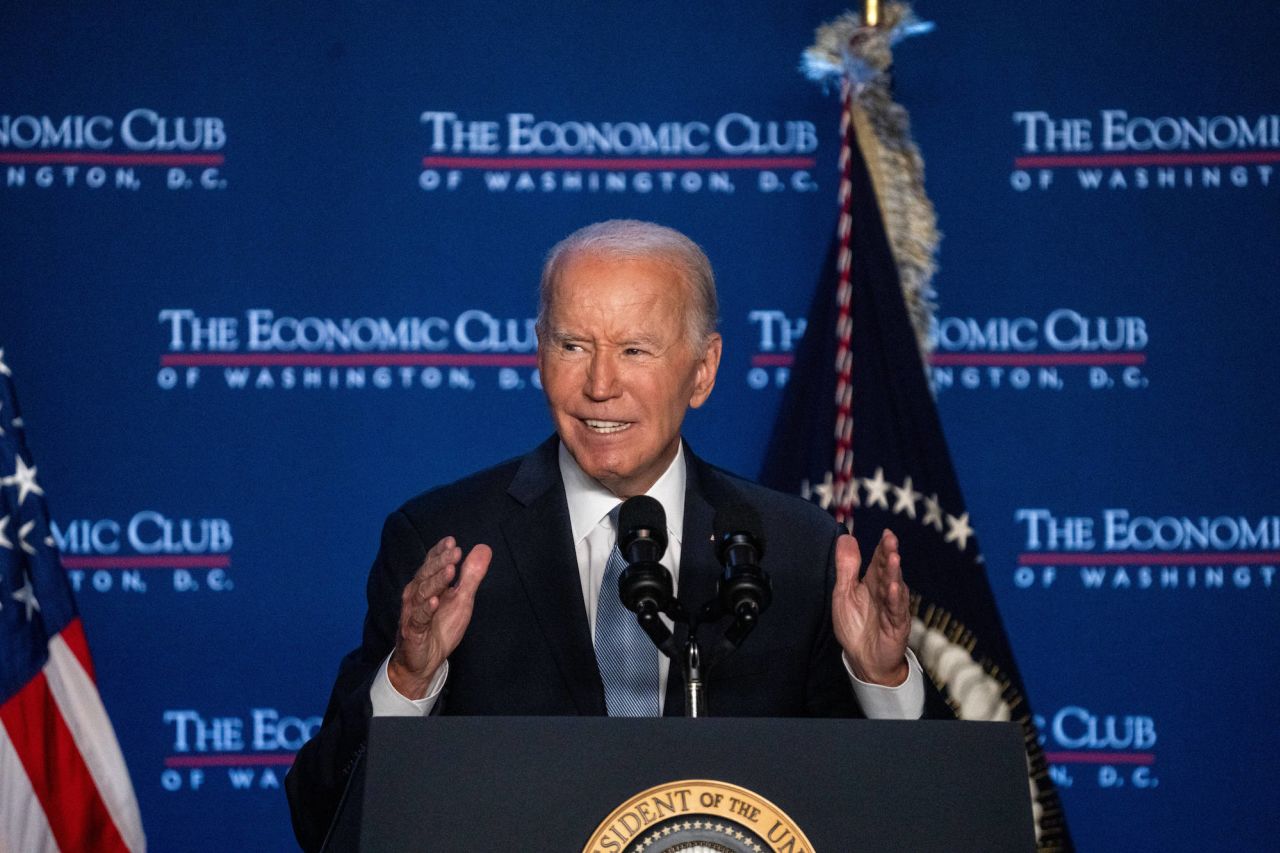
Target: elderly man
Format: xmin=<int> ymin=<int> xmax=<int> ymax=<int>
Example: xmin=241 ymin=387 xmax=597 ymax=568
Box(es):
xmin=285 ymin=220 xmax=949 ymax=850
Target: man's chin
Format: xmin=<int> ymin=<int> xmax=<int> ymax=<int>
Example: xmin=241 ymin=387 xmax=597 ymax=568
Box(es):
xmin=570 ymin=453 xmax=639 ymax=496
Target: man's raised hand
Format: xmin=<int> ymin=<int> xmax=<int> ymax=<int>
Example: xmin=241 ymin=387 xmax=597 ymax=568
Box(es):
xmin=831 ymin=529 xmax=912 ymax=686
xmin=387 ymin=536 xmax=491 ymax=699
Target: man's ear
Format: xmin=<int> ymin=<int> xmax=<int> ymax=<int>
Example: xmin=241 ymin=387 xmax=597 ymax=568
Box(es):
xmin=688 ymin=333 xmax=722 ymax=409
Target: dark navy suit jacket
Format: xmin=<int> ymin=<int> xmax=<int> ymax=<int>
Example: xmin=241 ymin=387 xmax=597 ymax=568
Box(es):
xmin=285 ymin=436 xmax=952 ymax=850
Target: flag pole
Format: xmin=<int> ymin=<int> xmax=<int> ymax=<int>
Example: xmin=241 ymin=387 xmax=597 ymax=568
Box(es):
xmin=864 ymin=0 xmax=880 ymax=28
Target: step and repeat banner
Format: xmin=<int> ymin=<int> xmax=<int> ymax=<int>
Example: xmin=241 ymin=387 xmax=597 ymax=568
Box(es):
xmin=1 ymin=1 xmax=1276 ymax=850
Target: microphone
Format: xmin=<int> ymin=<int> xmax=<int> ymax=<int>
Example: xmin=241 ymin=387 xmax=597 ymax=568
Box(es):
xmin=616 ymin=495 xmax=675 ymax=620
xmin=618 ymin=495 xmax=668 ymax=565
xmin=713 ymin=504 xmax=772 ymax=624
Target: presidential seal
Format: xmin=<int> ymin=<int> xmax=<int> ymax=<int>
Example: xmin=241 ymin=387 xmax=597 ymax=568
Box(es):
xmin=583 ymin=779 xmax=814 ymax=853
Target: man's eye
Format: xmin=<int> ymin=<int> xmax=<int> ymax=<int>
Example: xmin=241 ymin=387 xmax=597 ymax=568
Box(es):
xmin=624 ymin=347 xmax=649 ymax=356
xmin=562 ymin=342 xmax=584 ymax=352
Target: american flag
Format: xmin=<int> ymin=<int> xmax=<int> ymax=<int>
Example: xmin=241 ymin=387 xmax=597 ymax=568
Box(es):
xmin=0 ymin=349 xmax=145 ymax=852
xmin=765 ymin=12 xmax=1071 ymax=848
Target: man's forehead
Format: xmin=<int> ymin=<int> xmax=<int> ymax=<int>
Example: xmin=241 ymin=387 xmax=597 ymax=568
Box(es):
xmin=553 ymin=252 xmax=689 ymax=299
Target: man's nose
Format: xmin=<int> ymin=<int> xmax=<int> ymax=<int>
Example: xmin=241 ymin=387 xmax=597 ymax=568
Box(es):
xmin=585 ymin=351 xmax=619 ymax=400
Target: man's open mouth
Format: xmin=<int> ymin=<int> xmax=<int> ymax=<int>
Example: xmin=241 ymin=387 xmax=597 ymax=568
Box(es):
xmin=583 ymin=419 xmax=633 ymax=434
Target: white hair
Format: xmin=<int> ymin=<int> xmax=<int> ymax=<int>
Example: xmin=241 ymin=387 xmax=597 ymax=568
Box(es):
xmin=536 ymin=219 xmax=719 ymax=349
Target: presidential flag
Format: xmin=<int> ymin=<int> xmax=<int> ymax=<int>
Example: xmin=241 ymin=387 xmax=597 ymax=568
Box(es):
xmin=762 ymin=8 xmax=1070 ymax=849
xmin=0 ymin=349 xmax=146 ymax=852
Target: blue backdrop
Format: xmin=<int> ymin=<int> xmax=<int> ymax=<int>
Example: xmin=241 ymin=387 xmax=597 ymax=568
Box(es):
xmin=1 ymin=1 xmax=1277 ymax=850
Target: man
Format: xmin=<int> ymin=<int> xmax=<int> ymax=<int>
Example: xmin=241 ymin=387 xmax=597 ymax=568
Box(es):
xmin=285 ymin=220 xmax=950 ymax=850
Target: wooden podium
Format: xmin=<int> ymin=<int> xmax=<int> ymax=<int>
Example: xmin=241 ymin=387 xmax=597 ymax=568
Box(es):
xmin=324 ymin=717 xmax=1034 ymax=852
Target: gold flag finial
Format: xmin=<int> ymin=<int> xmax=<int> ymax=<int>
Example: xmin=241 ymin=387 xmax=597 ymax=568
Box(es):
xmin=865 ymin=0 xmax=880 ymax=27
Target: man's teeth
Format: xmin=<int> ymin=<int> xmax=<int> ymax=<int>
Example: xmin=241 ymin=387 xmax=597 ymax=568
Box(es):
xmin=584 ymin=419 xmax=631 ymax=434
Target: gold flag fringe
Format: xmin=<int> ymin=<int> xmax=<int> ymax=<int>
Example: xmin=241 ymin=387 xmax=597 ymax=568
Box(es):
xmin=804 ymin=4 xmax=940 ymax=359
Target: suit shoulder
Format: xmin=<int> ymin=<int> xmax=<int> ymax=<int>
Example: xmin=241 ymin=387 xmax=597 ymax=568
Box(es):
xmin=393 ymin=452 xmax=526 ymax=524
xmin=697 ymin=459 xmax=840 ymax=538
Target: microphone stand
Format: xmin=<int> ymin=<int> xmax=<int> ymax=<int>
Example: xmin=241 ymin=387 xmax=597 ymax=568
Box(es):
xmin=683 ymin=635 xmax=705 ymax=718
xmin=620 ymin=565 xmax=769 ymax=718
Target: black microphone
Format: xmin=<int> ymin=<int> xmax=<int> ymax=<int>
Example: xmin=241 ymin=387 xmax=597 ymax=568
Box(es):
xmin=713 ymin=504 xmax=772 ymax=623
xmin=616 ymin=495 xmax=674 ymax=618
xmin=618 ymin=495 xmax=668 ymax=565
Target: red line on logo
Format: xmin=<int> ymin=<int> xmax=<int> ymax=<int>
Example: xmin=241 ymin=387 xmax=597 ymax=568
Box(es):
xmin=160 ymin=353 xmax=539 ymax=368
xmin=164 ymin=753 xmax=295 ymax=768
xmin=928 ymin=353 xmax=1146 ymax=367
xmin=61 ymin=555 xmax=231 ymax=570
xmin=751 ymin=354 xmax=796 ymax=367
xmin=1014 ymin=151 xmax=1280 ymax=169
xmin=421 ymin=156 xmax=817 ymax=170
xmin=1043 ymin=751 xmax=1155 ymax=765
xmin=1019 ymin=552 xmax=1280 ymax=566
xmin=751 ymin=353 xmax=1146 ymax=368
xmin=0 ymin=152 xmax=225 ymax=167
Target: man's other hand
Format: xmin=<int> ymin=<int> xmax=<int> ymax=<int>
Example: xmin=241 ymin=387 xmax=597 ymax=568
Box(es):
xmin=832 ymin=529 xmax=911 ymax=686
xmin=388 ymin=536 xmax=491 ymax=699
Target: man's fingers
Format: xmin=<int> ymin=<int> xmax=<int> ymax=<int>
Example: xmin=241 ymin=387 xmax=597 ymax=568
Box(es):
xmin=410 ymin=562 xmax=455 ymax=605
xmin=870 ymin=529 xmax=898 ymax=571
xmin=834 ymin=534 xmax=862 ymax=593
xmin=410 ymin=540 xmax=461 ymax=599
xmin=426 ymin=536 xmax=454 ymax=559
xmin=883 ymin=578 xmax=910 ymax=624
xmin=866 ymin=529 xmax=902 ymax=590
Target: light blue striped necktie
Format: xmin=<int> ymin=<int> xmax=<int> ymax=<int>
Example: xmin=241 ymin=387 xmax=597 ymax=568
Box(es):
xmin=594 ymin=507 xmax=661 ymax=717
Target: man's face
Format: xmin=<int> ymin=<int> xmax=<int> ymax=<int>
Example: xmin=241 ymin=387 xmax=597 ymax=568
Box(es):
xmin=537 ymin=252 xmax=722 ymax=498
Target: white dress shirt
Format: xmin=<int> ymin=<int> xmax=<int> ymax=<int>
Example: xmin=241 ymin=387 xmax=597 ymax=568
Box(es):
xmin=371 ymin=443 xmax=925 ymax=718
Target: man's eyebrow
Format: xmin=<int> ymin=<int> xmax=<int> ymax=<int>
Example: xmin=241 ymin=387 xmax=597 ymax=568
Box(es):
xmin=620 ymin=334 xmax=664 ymax=348
xmin=546 ymin=329 xmax=665 ymax=347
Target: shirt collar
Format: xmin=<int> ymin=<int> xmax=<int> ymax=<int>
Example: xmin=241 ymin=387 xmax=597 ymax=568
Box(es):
xmin=558 ymin=440 xmax=686 ymax=547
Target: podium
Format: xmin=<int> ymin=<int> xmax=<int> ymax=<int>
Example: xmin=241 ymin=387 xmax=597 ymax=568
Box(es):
xmin=325 ymin=717 xmax=1034 ymax=852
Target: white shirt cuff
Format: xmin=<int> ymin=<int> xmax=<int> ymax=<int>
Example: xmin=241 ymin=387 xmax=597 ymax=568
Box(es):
xmin=369 ymin=655 xmax=448 ymax=717
xmin=843 ymin=647 xmax=926 ymax=719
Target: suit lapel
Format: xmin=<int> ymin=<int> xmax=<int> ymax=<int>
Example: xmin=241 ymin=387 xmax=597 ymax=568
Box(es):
xmin=502 ymin=437 xmax=607 ymax=715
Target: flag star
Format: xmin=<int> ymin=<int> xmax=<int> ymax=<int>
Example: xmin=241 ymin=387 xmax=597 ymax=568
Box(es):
xmin=0 ymin=515 xmax=11 ymax=550
xmin=18 ymin=520 xmax=36 ymax=555
xmin=812 ymin=470 xmax=836 ymax=510
xmin=5 ymin=456 xmax=44 ymax=505
xmin=841 ymin=474 xmax=860 ymax=509
xmin=12 ymin=573 xmax=40 ymax=620
xmin=891 ymin=476 xmax=921 ymax=519
xmin=922 ymin=493 xmax=944 ymax=532
xmin=861 ymin=467 xmax=890 ymax=509
xmin=945 ymin=512 xmax=974 ymax=552
xmin=0 ymin=348 xmax=10 ymax=376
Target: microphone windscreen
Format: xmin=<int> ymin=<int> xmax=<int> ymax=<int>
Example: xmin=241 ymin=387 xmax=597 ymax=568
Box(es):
xmin=619 ymin=495 xmax=668 ymax=552
xmin=714 ymin=504 xmax=766 ymax=558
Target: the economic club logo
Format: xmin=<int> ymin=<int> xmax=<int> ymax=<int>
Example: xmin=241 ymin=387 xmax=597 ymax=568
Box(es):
xmin=1 ymin=109 xmax=228 ymax=192
xmin=1011 ymin=507 xmax=1278 ymax=593
xmin=418 ymin=110 xmax=822 ymax=196
xmin=1009 ymin=108 xmax=1279 ymax=193
xmin=52 ymin=509 xmax=236 ymax=596
xmin=154 ymin=307 xmax=542 ymax=394
xmin=743 ymin=308 xmax=1152 ymax=393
